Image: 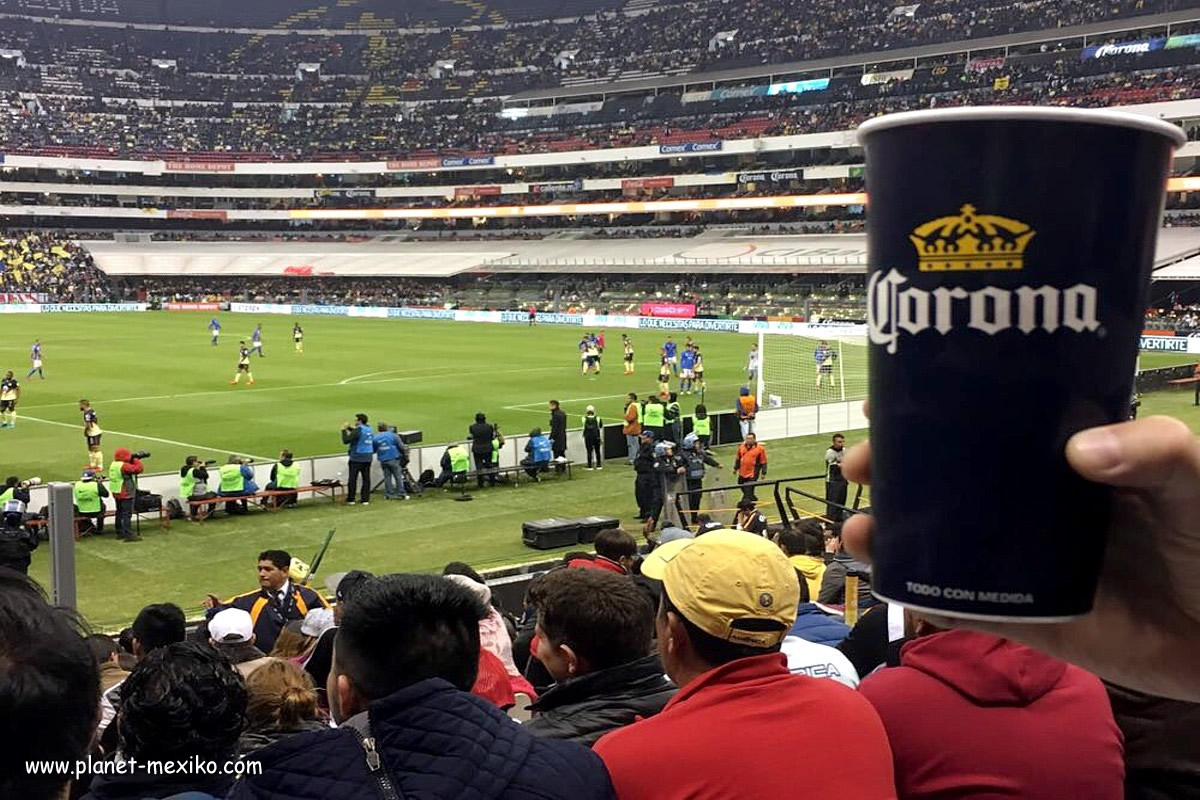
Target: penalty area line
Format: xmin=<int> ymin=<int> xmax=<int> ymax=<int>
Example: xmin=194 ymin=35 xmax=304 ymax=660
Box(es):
xmin=19 ymin=415 xmax=274 ymax=462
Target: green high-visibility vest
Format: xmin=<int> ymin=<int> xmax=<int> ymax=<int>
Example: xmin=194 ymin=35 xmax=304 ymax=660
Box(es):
xmin=0 ymin=488 xmax=12 ymax=504
xmin=219 ymin=463 xmax=245 ymax=493
xmin=693 ymin=416 xmax=711 ymax=436
xmin=666 ymin=402 xmax=681 ymax=421
xmin=180 ymin=467 xmax=198 ymax=498
xmin=74 ymin=481 xmax=102 ymax=513
xmin=276 ymin=463 xmax=301 ymax=489
xmin=449 ymin=446 xmax=470 ymax=473
xmin=491 ymin=438 xmax=501 ymax=460
xmin=108 ymin=460 xmax=126 ymax=494
xmin=643 ymin=403 xmax=665 ymax=427
xmin=633 ymin=403 xmax=642 ymax=423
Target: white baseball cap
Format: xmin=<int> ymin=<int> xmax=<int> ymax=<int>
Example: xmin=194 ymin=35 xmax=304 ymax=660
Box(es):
xmin=209 ymin=608 xmax=253 ymax=644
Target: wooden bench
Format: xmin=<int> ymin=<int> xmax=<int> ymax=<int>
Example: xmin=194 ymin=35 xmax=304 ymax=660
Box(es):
xmin=1167 ymin=376 xmax=1200 ymax=406
xmin=184 ymin=484 xmax=342 ymax=525
xmin=27 ymin=506 xmax=171 ymax=538
xmin=465 ymin=460 xmax=574 ymax=486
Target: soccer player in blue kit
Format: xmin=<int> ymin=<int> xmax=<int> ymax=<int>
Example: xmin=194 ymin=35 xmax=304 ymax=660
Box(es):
xmin=663 ymin=336 xmax=678 ymax=376
xmin=209 ymin=317 xmax=221 ymax=346
xmin=27 ymin=340 xmax=44 ymax=379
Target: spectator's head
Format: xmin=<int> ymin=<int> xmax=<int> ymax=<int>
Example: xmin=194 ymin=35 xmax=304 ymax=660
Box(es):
xmin=270 ymin=620 xmax=318 ymax=661
xmin=777 ymin=527 xmax=806 ymax=557
xmin=532 ymin=567 xmax=653 ymax=683
xmin=475 ymin=412 xmax=486 ymax=423
xmin=736 ymin=498 xmax=756 ymax=513
xmin=208 ymin=607 xmax=256 ymax=649
xmin=329 ymin=574 xmax=486 ymax=724
xmin=244 ymin=658 xmax=318 ymax=734
xmin=118 ymin=642 xmax=246 ymax=764
xmin=831 ymin=433 xmax=845 ymax=450
xmin=695 ymin=513 xmax=723 ymax=535
xmin=442 ymin=561 xmax=485 ymax=584
xmin=642 ymin=530 xmax=799 ymax=689
xmin=329 ymin=569 xmax=375 ymax=624
xmin=799 ymin=521 xmax=825 ymax=556
xmin=0 ymin=569 xmax=99 ymax=800
xmin=130 ymin=602 xmax=186 ymax=660
xmin=355 ymin=413 xmax=369 ymax=425
xmin=594 ymin=527 xmax=638 ymax=571
xmin=86 ymin=633 xmax=120 ymax=666
xmin=257 ymin=550 xmax=291 ymax=591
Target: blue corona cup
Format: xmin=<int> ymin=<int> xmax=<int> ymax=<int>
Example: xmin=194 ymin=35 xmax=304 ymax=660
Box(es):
xmin=858 ymin=106 xmax=1185 ymax=621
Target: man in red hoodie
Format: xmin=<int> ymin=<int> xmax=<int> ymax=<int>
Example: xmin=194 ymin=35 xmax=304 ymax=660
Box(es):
xmin=594 ymin=530 xmax=896 ymax=799
xmin=108 ymin=447 xmax=145 ymax=542
xmin=859 ymin=616 xmax=1124 ymax=799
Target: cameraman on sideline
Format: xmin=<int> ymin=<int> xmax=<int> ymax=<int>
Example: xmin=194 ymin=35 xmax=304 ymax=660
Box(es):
xmin=0 ymin=476 xmax=38 ymax=572
xmin=219 ymin=454 xmax=258 ymax=515
xmin=180 ymin=455 xmax=218 ymax=519
xmin=109 ymin=448 xmax=145 ymax=542
xmin=341 ymin=413 xmax=374 ymax=505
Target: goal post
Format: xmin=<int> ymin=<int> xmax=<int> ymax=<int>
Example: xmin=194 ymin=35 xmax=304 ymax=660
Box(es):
xmin=758 ymin=329 xmax=868 ymax=409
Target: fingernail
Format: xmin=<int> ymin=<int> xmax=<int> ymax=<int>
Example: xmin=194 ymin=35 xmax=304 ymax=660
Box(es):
xmin=1070 ymin=428 xmax=1123 ymax=472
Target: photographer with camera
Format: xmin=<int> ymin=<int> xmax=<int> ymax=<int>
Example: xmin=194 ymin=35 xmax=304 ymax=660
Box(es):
xmin=341 ymin=413 xmax=374 ymax=505
xmin=0 ymin=476 xmax=38 ymax=573
xmin=109 ymin=448 xmax=146 ymax=542
xmin=180 ymin=455 xmax=218 ymax=520
xmin=468 ymin=412 xmax=502 ymax=488
xmin=73 ymin=469 xmax=110 ymax=536
xmin=265 ymin=449 xmax=301 ymax=508
xmin=219 ymin=454 xmax=259 ymax=515
xmin=374 ymin=424 xmax=409 ymax=500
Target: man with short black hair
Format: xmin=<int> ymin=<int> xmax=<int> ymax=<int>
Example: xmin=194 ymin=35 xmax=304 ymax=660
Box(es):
xmin=203 ymin=550 xmax=330 ymax=653
xmin=469 ymin=412 xmax=501 ymax=488
xmin=130 ymin=602 xmax=185 ymax=660
xmin=341 ymin=412 xmax=374 ymax=505
xmin=595 ymin=530 xmax=894 ymax=798
xmin=228 ymin=574 xmax=614 ymax=799
xmin=593 ymin=527 xmax=637 ymax=573
xmin=526 ymin=568 xmax=674 ymax=745
xmin=305 ymin=569 xmax=376 ymax=689
xmin=0 ymin=569 xmax=100 ymax=800
xmin=86 ymin=641 xmax=247 ymax=800
xmin=825 ymin=433 xmax=849 ymax=522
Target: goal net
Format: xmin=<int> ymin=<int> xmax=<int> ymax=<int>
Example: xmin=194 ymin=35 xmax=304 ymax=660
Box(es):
xmin=757 ymin=331 xmax=868 ymax=408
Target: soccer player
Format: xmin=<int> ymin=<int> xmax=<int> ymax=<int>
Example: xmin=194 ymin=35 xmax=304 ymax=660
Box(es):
xmin=596 ymin=330 xmax=606 ymax=364
xmin=251 ymin=324 xmax=265 ymax=357
xmin=585 ymin=338 xmax=601 ymax=375
xmin=658 ymin=357 xmax=672 ymax=397
xmin=230 ymin=342 xmax=254 ymax=386
xmin=208 ymin=317 xmax=221 ymax=346
xmin=746 ymin=343 xmax=760 ymax=383
xmin=0 ymin=371 xmax=19 ymax=428
xmin=27 ymin=340 xmax=44 ymax=379
xmin=293 ymin=322 xmax=304 ymax=354
xmin=692 ymin=345 xmax=706 ymax=395
xmin=578 ymin=335 xmax=590 ymax=375
xmin=663 ymin=336 xmax=679 ymax=376
xmin=622 ymin=334 xmax=634 ymax=375
xmin=815 ymin=340 xmax=837 ymax=388
xmin=79 ymin=399 xmax=104 ymax=470
xmin=679 ymin=344 xmax=696 ymax=395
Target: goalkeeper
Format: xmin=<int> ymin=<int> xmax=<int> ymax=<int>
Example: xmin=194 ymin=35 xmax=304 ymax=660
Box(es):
xmin=815 ymin=340 xmax=838 ymax=389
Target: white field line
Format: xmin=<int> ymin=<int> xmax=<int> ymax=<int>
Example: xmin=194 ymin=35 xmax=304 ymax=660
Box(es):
xmin=17 ymin=366 xmax=563 ymax=412
xmin=19 ymin=415 xmax=275 ymax=461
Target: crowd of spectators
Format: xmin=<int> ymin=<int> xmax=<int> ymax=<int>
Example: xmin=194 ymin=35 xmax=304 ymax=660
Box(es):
xmin=7 ymin=490 xmax=1200 ymax=799
xmin=0 ymin=0 xmax=1190 ymax=101
xmin=0 ymin=230 xmax=114 ymax=301
xmin=2 ymin=44 xmax=1197 ymax=159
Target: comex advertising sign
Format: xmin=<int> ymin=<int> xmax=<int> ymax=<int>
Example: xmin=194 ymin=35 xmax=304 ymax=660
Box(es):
xmin=659 ymin=141 xmax=723 ymax=155
xmin=1081 ymin=37 xmax=1165 ymax=59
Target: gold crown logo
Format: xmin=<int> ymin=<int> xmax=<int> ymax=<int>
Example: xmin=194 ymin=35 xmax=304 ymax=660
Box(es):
xmin=909 ymin=204 xmax=1035 ymax=271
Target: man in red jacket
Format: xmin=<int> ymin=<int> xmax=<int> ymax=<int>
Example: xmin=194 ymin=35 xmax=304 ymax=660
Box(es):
xmin=859 ymin=619 xmax=1124 ymax=799
xmin=108 ymin=446 xmax=145 ymax=542
xmin=594 ymin=530 xmax=896 ymax=799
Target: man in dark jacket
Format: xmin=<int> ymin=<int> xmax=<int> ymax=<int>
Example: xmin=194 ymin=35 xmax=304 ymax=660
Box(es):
xmin=526 ymin=568 xmax=674 ymax=746
xmin=548 ymin=399 xmax=568 ymax=473
xmin=203 ymin=549 xmax=330 ymax=653
xmin=632 ymin=431 xmax=660 ymax=523
xmin=85 ymin=642 xmax=247 ymax=800
xmin=469 ymin=412 xmax=501 ymax=488
xmin=227 ymin=573 xmax=613 ymax=800
xmin=818 ymin=531 xmax=874 ymax=609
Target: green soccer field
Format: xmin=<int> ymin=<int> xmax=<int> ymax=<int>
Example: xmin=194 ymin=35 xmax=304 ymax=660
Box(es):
xmin=3 ymin=312 xmax=1197 ymax=631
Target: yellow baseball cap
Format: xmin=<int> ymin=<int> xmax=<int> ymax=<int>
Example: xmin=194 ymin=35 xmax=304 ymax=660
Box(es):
xmin=645 ymin=529 xmax=799 ymax=648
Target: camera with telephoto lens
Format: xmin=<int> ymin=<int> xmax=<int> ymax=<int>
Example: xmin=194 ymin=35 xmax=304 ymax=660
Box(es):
xmin=132 ymin=451 xmax=151 ymax=459
xmin=18 ymin=477 xmax=41 ymax=489
xmin=204 ymin=459 xmax=218 ymax=466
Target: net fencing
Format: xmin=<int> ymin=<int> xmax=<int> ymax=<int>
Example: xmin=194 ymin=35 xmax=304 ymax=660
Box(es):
xmin=757 ymin=331 xmax=868 ymax=409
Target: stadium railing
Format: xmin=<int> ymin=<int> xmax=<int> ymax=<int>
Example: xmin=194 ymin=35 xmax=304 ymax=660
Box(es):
xmin=672 ymin=473 xmax=864 ymax=531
